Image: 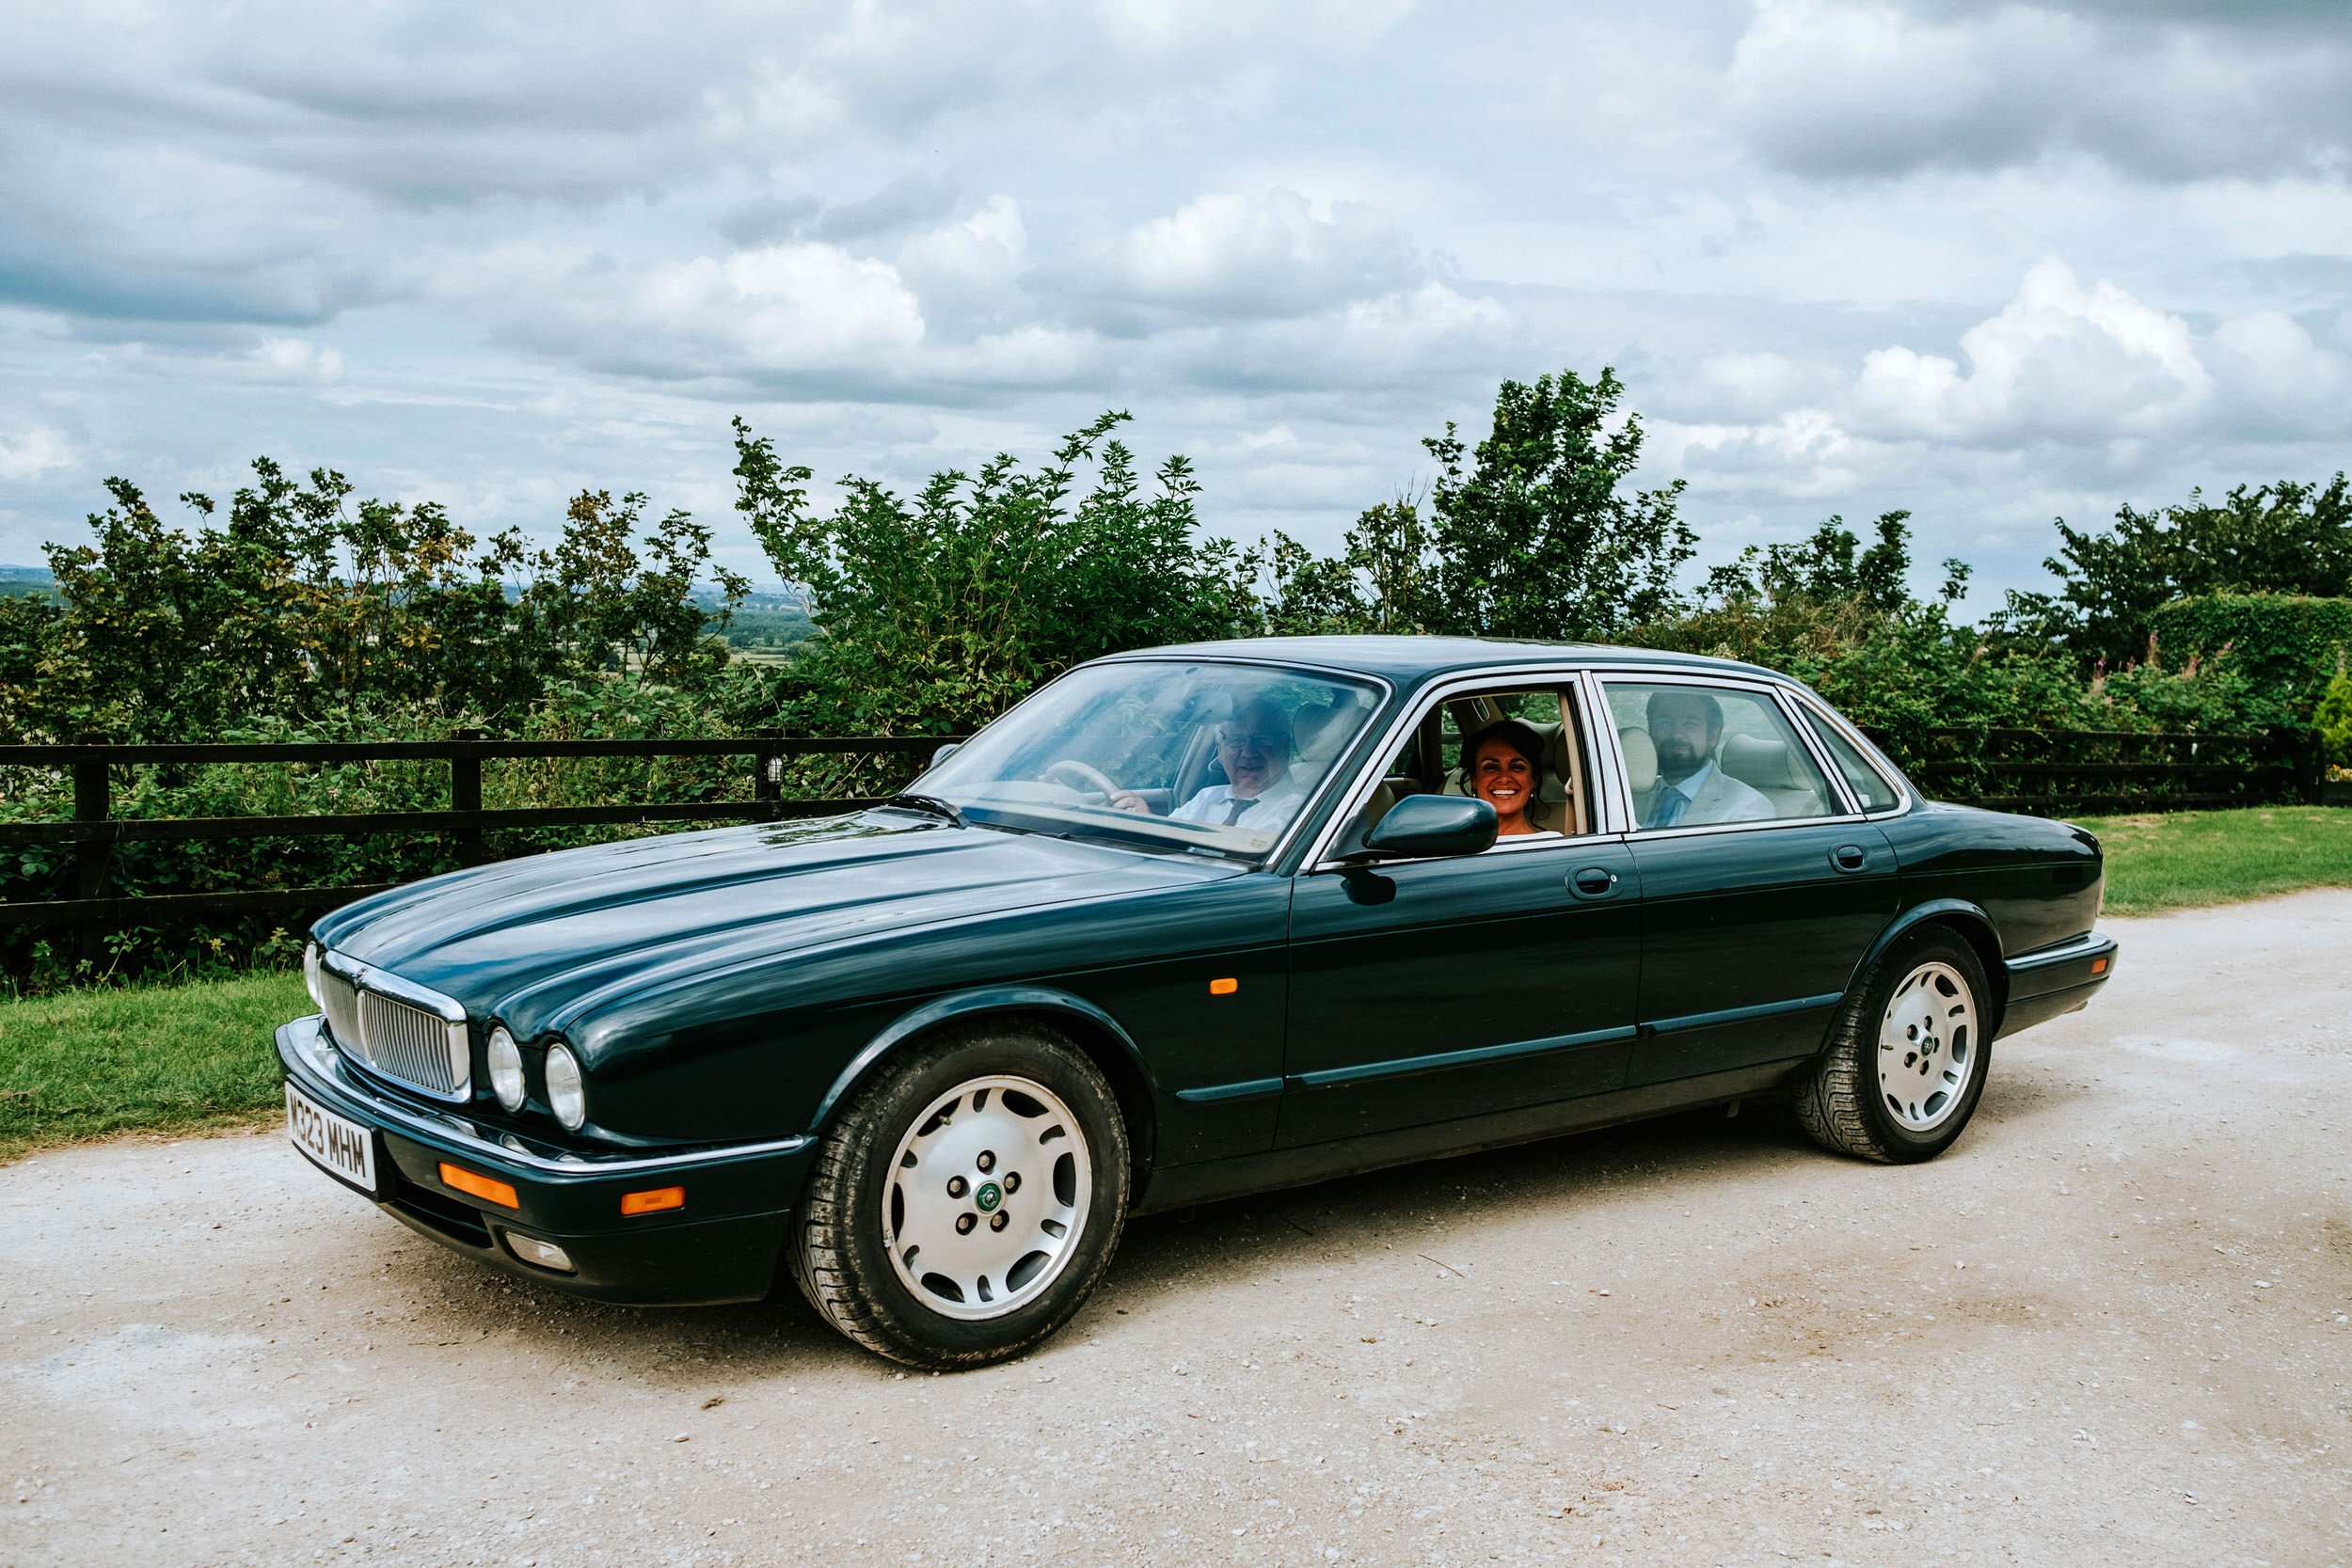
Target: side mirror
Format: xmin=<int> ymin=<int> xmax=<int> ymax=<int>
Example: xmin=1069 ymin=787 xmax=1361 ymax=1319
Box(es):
xmin=929 ymin=741 xmax=961 ymax=767
xmin=1362 ymin=793 xmax=1498 ymax=858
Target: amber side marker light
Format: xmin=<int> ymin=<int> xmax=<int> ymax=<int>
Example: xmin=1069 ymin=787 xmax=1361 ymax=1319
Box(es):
xmin=622 ymin=1185 xmax=686 ymax=1216
xmin=1208 ymin=977 xmax=1239 ymax=996
xmin=2090 ymin=957 xmax=2109 ymax=975
xmin=438 ymin=1162 xmax=519 ymax=1210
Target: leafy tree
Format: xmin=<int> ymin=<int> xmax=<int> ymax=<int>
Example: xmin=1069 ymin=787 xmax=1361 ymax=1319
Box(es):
xmin=1997 ymin=474 xmax=2352 ymax=668
xmin=3 ymin=460 xmax=745 ymax=742
xmin=1260 ymin=497 xmax=1438 ymax=636
xmin=732 ymin=412 xmax=1258 ymax=732
xmin=1420 ymin=368 xmax=1693 ymax=639
xmin=2317 ymin=663 xmax=2352 ymax=772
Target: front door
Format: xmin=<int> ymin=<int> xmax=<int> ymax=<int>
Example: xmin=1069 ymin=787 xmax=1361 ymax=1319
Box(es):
xmin=1280 ymin=677 xmax=1645 ymax=1148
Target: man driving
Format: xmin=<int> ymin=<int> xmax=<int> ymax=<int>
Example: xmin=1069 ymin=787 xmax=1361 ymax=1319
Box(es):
xmin=1111 ymin=696 xmax=1306 ymax=830
xmin=1639 ymin=688 xmax=1772 ymax=828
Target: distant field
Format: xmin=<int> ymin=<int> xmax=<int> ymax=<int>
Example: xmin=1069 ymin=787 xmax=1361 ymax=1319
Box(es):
xmin=2074 ymin=804 xmax=2352 ymax=916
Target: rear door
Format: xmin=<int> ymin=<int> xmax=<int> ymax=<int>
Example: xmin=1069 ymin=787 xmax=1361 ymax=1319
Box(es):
xmin=1598 ymin=674 xmax=1898 ymax=1087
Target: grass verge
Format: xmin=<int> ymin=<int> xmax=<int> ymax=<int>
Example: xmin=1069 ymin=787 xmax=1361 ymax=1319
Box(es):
xmin=2076 ymin=805 xmax=2352 ymax=916
xmin=0 ymin=969 xmax=306 ymax=1164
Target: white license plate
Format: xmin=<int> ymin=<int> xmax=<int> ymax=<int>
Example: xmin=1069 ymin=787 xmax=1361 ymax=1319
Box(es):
xmin=286 ymin=1081 xmax=377 ymax=1195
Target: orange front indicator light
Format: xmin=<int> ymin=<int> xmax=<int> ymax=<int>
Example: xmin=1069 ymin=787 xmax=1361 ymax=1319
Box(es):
xmin=438 ymin=1162 xmax=519 ymax=1210
xmin=622 ymin=1185 xmax=686 ymax=1217
xmin=1208 ymin=977 xmax=1238 ymax=996
xmin=2090 ymin=957 xmax=2109 ymax=975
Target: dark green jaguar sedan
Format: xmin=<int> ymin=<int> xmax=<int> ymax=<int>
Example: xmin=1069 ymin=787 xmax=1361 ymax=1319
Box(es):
xmin=278 ymin=637 xmax=2117 ymax=1367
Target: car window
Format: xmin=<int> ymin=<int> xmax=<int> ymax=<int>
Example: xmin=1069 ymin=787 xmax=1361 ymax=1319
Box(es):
xmin=1602 ymin=680 xmax=1838 ymax=830
xmin=1804 ymin=708 xmax=1902 ymax=812
xmin=1351 ymin=685 xmax=1590 ymax=847
xmin=918 ymin=660 xmax=1382 ymax=860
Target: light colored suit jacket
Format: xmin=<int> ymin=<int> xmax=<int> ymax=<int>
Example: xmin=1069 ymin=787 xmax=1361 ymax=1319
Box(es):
xmin=1645 ymin=760 xmax=1775 ymax=827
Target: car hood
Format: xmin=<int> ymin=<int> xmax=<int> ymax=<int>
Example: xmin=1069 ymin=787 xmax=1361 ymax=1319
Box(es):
xmin=312 ymin=811 xmax=1241 ymax=1035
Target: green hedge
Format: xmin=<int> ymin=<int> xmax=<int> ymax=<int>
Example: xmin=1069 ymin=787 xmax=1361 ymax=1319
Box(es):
xmin=2148 ymin=594 xmax=2352 ymax=714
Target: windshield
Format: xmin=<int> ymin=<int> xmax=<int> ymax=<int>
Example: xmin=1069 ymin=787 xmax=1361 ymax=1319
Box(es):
xmin=915 ymin=660 xmax=1384 ymax=860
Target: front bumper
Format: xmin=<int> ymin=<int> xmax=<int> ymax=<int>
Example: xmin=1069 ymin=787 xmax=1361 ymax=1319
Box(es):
xmin=1998 ymin=930 xmax=2120 ymax=1038
xmin=277 ymin=1016 xmax=813 ymax=1307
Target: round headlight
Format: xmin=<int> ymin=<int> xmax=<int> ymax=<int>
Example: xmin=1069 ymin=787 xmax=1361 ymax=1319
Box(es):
xmin=544 ymin=1043 xmax=587 ymax=1132
xmin=486 ymin=1026 xmax=525 ymax=1112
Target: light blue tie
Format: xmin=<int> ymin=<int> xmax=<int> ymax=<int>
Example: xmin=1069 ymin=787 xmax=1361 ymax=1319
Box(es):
xmin=1651 ymin=786 xmax=1688 ymax=828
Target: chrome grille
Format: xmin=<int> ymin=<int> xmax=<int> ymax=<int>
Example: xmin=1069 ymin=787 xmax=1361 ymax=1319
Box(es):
xmin=319 ymin=967 xmax=364 ymax=1058
xmin=358 ymin=990 xmax=464 ymax=1096
xmin=313 ymin=952 xmax=470 ymax=1101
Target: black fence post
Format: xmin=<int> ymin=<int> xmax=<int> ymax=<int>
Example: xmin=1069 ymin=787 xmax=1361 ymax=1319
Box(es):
xmin=753 ymin=731 xmax=782 ymax=819
xmin=71 ymin=731 xmax=111 ymax=971
xmin=452 ymin=729 xmax=485 ymax=866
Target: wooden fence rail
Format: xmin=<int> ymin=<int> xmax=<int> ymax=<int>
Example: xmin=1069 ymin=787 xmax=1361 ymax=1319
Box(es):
xmin=0 ymin=723 xmax=2324 ymax=958
xmin=1888 ymin=724 xmax=2319 ymax=816
xmin=0 ymin=734 xmax=964 ymax=955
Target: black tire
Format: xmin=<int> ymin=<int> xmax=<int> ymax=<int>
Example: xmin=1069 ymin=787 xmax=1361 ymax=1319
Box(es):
xmin=788 ymin=1023 xmax=1132 ymax=1369
xmin=1791 ymin=928 xmax=1993 ymax=1164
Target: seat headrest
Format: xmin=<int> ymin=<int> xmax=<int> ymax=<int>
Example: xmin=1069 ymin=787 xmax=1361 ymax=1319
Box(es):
xmin=1617 ymin=725 xmax=1658 ymax=796
xmin=1291 ymin=702 xmax=1351 ymax=769
xmin=1720 ymin=733 xmax=1807 ymax=791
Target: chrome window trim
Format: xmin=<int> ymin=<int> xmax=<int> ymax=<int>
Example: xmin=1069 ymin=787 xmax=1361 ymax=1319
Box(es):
xmin=1302 ymin=664 xmax=1616 ymax=870
xmin=965 ymin=651 xmax=1396 ymax=875
xmin=1787 ymin=689 xmax=1916 ymax=817
xmin=1768 ymin=684 xmax=1867 ymax=817
xmin=1589 ymin=668 xmax=1873 ymax=842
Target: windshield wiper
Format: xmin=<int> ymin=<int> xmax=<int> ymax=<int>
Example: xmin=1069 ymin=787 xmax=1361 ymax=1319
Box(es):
xmin=885 ymin=792 xmax=968 ymax=828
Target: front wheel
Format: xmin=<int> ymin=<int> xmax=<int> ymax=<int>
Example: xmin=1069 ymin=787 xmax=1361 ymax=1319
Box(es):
xmin=1792 ymin=928 xmax=1992 ymax=1164
xmin=789 ymin=1025 xmax=1131 ymax=1368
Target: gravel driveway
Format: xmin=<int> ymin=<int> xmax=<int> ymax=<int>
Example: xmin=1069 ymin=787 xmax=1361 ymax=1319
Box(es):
xmin=5 ymin=893 xmax=2349 ymax=1568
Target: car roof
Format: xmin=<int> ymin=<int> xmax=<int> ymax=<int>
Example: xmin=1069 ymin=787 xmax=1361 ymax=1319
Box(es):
xmin=1101 ymin=634 xmax=1791 ymax=686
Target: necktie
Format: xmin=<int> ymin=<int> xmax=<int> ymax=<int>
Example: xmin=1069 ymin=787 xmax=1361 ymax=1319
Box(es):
xmin=1651 ymin=786 xmax=1688 ymax=828
xmin=1220 ymin=795 xmax=1253 ymax=826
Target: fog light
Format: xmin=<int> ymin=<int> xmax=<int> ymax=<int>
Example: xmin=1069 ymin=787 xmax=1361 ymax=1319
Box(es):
xmin=487 ymin=1026 xmax=525 ymax=1111
xmin=501 ymin=1230 xmax=575 ymax=1274
xmin=545 ymin=1043 xmax=587 ymax=1131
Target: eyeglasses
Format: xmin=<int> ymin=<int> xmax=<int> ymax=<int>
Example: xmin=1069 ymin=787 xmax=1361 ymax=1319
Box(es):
xmin=1216 ymin=728 xmax=1284 ymax=751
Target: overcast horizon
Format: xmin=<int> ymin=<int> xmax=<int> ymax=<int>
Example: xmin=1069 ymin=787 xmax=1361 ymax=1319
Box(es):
xmin=3 ymin=0 xmax=2349 ymax=615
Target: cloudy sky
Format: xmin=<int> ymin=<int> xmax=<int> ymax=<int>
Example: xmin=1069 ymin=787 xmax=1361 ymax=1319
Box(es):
xmin=2 ymin=0 xmax=2348 ymax=610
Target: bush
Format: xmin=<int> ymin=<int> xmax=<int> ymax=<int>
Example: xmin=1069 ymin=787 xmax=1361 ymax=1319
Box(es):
xmin=2146 ymin=594 xmax=2352 ymax=720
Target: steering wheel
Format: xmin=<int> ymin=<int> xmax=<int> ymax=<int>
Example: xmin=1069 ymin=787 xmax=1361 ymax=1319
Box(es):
xmin=1041 ymin=758 xmax=1120 ymax=799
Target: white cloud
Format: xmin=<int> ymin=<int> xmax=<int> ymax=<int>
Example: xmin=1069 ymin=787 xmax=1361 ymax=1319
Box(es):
xmin=1104 ymin=188 xmax=1425 ymax=320
xmin=1729 ymin=0 xmax=2352 ymax=182
xmin=0 ymin=426 xmax=72 ymax=481
xmin=1852 ymin=261 xmax=2208 ymax=443
xmin=250 ymin=337 xmax=345 ymax=383
xmin=501 ymin=244 xmax=928 ymax=385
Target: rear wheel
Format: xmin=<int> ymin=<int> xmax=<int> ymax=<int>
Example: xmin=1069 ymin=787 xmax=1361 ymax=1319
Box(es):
xmin=789 ymin=1024 xmax=1131 ymax=1368
xmin=1792 ymin=928 xmax=1992 ymax=1164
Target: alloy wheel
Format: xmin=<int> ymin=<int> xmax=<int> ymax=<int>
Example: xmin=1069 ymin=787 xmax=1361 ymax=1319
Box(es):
xmin=1875 ymin=959 xmax=1979 ymax=1132
xmin=882 ymin=1074 xmax=1093 ymax=1321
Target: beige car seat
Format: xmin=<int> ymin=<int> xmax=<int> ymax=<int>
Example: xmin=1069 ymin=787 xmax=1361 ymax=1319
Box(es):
xmin=1617 ymin=725 xmax=1659 ymax=798
xmin=1720 ymin=733 xmax=1826 ymax=818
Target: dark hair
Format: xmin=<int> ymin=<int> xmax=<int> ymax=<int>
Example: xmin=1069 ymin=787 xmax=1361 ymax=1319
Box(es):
xmin=1645 ymin=688 xmax=1724 ymax=734
xmin=1462 ymin=719 xmax=1546 ymax=779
